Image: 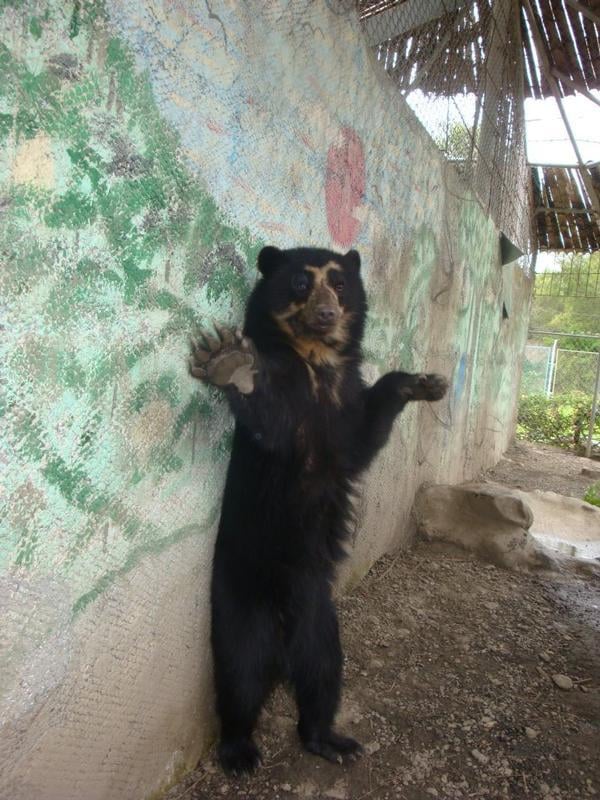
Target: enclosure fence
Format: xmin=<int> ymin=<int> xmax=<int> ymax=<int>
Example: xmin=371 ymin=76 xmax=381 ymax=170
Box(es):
xmin=521 ymin=332 xmax=600 ymax=456
xmin=358 ymin=0 xmax=530 ymax=252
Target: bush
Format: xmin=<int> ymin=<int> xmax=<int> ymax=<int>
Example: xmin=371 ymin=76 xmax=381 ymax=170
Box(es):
xmin=517 ymin=391 xmax=598 ymax=449
xmin=584 ymin=482 xmax=600 ymax=507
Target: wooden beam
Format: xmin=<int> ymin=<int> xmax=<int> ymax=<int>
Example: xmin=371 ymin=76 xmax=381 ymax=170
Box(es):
xmin=529 ymin=162 xmax=597 ymax=168
xmin=534 ymin=206 xmax=598 ymax=214
xmin=551 ymin=68 xmax=600 ymax=107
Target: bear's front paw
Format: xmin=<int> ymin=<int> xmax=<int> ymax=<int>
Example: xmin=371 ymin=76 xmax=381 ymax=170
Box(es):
xmin=189 ymin=324 xmax=257 ymax=395
xmin=398 ymin=373 xmax=449 ymax=402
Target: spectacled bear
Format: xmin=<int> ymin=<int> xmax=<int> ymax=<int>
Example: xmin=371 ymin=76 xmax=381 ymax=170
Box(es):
xmin=189 ymin=246 xmax=448 ymax=775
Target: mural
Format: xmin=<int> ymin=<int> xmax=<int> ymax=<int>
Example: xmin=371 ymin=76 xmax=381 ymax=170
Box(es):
xmin=0 ymin=3 xmax=264 ymax=615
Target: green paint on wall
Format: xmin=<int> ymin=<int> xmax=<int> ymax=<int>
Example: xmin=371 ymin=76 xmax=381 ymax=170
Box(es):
xmin=29 ymin=15 xmax=42 ymax=38
xmin=0 ymin=1 xmax=262 ymax=603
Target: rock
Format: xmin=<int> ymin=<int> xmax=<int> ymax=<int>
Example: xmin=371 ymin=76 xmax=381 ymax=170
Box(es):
xmin=413 ymin=483 xmax=556 ymax=573
xmin=539 ymin=652 xmax=551 ymax=663
xmin=581 ymin=467 xmax=600 ymax=479
xmin=552 ymin=673 xmax=573 ymax=690
xmin=525 ymin=726 xmax=539 ymax=739
xmin=324 ymin=780 xmax=348 ymax=799
xmin=414 ymin=482 xmax=600 ymax=574
xmin=471 ymin=749 xmax=489 ymax=765
xmin=365 ymin=741 xmax=381 ymax=755
xmin=281 ymin=784 xmax=292 ymax=793
xmin=296 ymin=781 xmax=317 ymax=797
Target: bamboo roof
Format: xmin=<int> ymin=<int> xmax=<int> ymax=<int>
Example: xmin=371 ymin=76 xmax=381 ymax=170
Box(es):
xmin=359 ymin=0 xmax=600 ymax=100
xmin=531 ymin=163 xmax=600 ymax=250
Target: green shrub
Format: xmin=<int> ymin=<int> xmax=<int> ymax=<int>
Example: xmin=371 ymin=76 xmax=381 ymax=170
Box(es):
xmin=584 ymin=482 xmax=600 ymax=507
xmin=517 ymin=391 xmax=598 ymax=449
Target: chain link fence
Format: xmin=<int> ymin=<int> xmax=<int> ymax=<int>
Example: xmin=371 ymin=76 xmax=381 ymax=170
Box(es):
xmin=520 ymin=335 xmax=600 ymax=456
xmin=358 ymin=0 xmax=530 ymax=252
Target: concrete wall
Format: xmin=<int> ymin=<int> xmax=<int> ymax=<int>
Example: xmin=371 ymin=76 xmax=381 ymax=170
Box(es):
xmin=0 ymin=2 xmax=532 ymax=798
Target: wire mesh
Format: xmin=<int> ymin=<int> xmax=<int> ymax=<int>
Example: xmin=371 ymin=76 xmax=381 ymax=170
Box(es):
xmin=553 ymin=347 xmax=600 ymax=393
xmin=358 ymin=0 xmax=530 ymax=251
xmin=533 ymin=249 xmax=600 ymax=297
xmin=522 ymin=333 xmax=600 ymax=397
xmin=521 ymin=343 xmax=553 ymax=393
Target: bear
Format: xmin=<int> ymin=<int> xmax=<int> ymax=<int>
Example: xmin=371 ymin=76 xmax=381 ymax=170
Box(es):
xmin=189 ymin=246 xmax=448 ymax=775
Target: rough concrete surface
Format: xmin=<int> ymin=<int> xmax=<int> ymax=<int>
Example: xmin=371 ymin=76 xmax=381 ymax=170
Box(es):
xmin=0 ymin=2 xmax=531 ymax=798
xmin=414 ymin=481 xmax=600 ymax=575
xmin=514 ymin=489 xmax=600 ymax=561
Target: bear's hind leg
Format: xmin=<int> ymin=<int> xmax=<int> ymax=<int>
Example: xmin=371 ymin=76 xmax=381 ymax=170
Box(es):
xmin=286 ymin=582 xmax=362 ymax=765
xmin=212 ymin=599 xmax=280 ymax=775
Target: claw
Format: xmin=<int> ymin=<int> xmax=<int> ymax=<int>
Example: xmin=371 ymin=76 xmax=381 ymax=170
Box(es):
xmin=190 ymin=340 xmax=211 ymax=363
xmin=189 ymin=357 xmax=207 ymax=379
xmin=215 ymin=323 xmax=234 ymax=345
xmin=203 ymin=331 xmax=221 ymax=353
xmin=235 ymin=328 xmax=244 ymax=342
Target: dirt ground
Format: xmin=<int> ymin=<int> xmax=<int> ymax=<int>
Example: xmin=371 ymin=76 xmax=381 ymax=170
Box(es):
xmin=487 ymin=440 xmax=600 ymax=499
xmin=165 ymin=442 xmax=600 ymax=800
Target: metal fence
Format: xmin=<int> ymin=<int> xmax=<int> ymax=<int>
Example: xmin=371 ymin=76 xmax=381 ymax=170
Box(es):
xmin=521 ymin=332 xmax=600 ymax=456
xmin=533 ymin=251 xmax=600 ymax=298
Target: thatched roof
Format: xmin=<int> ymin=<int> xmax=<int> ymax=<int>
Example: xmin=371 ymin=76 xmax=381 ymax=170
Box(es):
xmin=359 ymin=0 xmax=600 ymax=101
xmin=532 ymin=163 xmax=600 ymax=251
xmin=359 ymin=0 xmax=600 ymax=252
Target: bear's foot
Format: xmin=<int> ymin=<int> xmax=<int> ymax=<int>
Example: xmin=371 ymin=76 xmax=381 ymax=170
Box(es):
xmin=398 ymin=373 xmax=448 ymax=402
xmin=217 ymin=737 xmax=262 ymax=775
xmin=189 ymin=324 xmax=257 ymax=394
xmin=302 ymin=731 xmax=363 ymax=765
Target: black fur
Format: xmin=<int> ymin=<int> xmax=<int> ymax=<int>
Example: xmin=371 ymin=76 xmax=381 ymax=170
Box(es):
xmin=190 ymin=246 xmax=448 ymax=775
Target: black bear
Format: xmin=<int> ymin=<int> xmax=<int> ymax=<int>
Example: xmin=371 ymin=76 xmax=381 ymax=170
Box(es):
xmin=189 ymin=246 xmax=447 ymax=775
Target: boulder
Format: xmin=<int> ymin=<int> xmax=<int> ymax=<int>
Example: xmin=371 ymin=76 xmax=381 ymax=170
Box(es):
xmin=414 ymin=482 xmax=599 ymax=577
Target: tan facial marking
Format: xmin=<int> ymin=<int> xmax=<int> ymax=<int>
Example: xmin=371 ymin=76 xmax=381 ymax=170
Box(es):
xmin=272 ymin=261 xmax=351 ymax=400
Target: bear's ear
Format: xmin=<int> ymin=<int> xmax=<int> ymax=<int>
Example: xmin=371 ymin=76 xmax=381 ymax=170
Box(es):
xmin=344 ymin=249 xmax=361 ymax=274
xmin=257 ymin=246 xmax=284 ymax=277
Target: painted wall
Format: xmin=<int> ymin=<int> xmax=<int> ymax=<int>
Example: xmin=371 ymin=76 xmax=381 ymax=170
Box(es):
xmin=0 ymin=2 xmax=532 ymax=798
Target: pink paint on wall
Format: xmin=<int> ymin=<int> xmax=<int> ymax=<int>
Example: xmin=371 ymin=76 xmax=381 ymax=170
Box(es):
xmin=325 ymin=127 xmax=365 ymax=248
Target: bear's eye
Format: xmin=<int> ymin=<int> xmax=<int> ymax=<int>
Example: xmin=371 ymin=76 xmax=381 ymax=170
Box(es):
xmin=334 ymin=282 xmax=345 ymax=295
xmin=291 ymin=274 xmax=309 ymax=295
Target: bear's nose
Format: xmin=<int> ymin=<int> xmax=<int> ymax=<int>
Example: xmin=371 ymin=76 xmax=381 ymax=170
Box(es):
xmin=317 ymin=306 xmax=337 ymax=325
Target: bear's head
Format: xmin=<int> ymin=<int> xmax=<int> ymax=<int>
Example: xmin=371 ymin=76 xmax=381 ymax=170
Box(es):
xmin=247 ymin=246 xmax=367 ymax=354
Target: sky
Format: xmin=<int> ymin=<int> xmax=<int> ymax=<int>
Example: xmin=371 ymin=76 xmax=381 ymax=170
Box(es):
xmin=525 ymin=92 xmax=600 ymax=165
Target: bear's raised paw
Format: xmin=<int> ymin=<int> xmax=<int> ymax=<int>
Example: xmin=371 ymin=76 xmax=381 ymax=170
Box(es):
xmin=189 ymin=324 xmax=257 ymax=394
xmin=398 ymin=373 xmax=448 ymax=402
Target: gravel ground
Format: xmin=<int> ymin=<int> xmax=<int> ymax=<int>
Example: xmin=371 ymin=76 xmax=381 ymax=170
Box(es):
xmin=487 ymin=441 xmax=600 ymax=499
xmin=165 ymin=443 xmax=600 ymax=800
